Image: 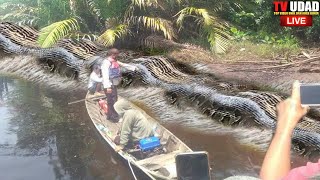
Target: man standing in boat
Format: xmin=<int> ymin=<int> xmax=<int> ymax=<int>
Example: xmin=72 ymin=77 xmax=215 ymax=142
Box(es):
xmin=101 ymin=48 xmax=137 ymax=121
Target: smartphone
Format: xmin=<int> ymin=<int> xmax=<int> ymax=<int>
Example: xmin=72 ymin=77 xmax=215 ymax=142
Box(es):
xmin=175 ymin=151 xmax=211 ymax=180
xmin=300 ymin=83 xmax=320 ymax=106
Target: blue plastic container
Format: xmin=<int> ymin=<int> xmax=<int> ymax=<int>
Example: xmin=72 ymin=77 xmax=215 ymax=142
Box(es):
xmin=139 ymin=136 xmax=161 ymax=151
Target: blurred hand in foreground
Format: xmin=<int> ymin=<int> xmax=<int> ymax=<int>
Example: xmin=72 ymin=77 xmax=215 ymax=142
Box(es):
xmin=260 ymin=80 xmax=309 ymax=180
xmin=276 ymin=80 xmax=309 ymax=133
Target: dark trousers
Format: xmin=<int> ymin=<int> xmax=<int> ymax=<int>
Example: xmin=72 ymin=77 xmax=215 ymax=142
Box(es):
xmin=88 ymin=82 xmax=102 ymax=94
xmin=106 ymin=85 xmax=119 ymax=120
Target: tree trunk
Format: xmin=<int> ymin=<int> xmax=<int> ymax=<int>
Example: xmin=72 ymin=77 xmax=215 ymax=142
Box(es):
xmin=69 ymin=0 xmax=76 ymax=15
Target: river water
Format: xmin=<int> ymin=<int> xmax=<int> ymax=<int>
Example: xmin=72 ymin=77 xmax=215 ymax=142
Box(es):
xmin=0 ymin=76 xmax=309 ymax=180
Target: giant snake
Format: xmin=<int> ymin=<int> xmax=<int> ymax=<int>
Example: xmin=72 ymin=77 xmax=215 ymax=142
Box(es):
xmin=1 ymin=22 xmax=320 ymax=159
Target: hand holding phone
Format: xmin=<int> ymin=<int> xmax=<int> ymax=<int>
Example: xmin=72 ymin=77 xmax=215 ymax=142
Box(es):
xmin=276 ymin=81 xmax=308 ymax=132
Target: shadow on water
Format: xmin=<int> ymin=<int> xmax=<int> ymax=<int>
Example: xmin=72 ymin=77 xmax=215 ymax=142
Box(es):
xmin=0 ymin=76 xmax=133 ymax=180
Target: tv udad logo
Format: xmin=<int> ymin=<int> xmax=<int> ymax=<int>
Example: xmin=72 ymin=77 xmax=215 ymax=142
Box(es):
xmin=273 ymin=1 xmax=319 ymax=27
xmin=274 ymin=1 xmax=319 ymax=12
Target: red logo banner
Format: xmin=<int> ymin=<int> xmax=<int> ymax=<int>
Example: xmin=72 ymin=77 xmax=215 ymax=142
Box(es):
xmin=280 ymin=15 xmax=313 ymax=26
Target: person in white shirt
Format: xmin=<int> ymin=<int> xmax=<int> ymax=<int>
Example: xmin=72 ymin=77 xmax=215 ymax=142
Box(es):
xmin=101 ymin=48 xmax=137 ymax=122
xmin=88 ymin=64 xmax=103 ymax=94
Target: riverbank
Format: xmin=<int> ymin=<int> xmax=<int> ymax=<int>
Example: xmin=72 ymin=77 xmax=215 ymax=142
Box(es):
xmin=0 ymin=52 xmax=86 ymax=91
xmin=167 ymin=43 xmax=320 ymax=93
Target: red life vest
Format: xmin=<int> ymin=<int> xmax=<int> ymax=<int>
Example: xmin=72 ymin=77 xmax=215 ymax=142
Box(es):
xmin=99 ymin=99 xmax=108 ymax=115
xmin=108 ymin=57 xmax=121 ymax=79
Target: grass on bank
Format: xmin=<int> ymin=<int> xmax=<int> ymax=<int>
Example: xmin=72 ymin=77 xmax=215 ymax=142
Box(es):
xmin=170 ymin=31 xmax=301 ymax=64
xmin=221 ymin=40 xmax=300 ymax=63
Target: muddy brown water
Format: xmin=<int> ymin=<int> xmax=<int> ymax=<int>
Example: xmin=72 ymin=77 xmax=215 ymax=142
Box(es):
xmin=0 ymin=76 xmax=310 ymax=180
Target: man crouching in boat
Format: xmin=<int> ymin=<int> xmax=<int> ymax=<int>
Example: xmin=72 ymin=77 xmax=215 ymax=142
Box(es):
xmin=101 ymin=48 xmax=138 ymax=122
xmin=87 ymin=64 xmax=104 ymax=97
xmin=113 ymin=99 xmax=154 ymax=152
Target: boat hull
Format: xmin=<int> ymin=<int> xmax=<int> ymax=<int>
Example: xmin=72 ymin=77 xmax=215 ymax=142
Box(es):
xmin=85 ymin=94 xmax=192 ymax=180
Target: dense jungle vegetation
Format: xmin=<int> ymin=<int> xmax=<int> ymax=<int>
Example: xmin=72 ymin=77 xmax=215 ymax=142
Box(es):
xmin=0 ymin=0 xmax=319 ymax=57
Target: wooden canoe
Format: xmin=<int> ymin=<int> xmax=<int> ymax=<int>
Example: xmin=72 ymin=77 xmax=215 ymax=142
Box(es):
xmin=85 ymin=93 xmax=193 ymax=179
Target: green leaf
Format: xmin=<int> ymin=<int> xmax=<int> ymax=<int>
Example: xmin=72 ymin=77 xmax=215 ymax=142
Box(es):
xmin=97 ymin=24 xmax=129 ymax=46
xmin=230 ymin=27 xmax=238 ymax=34
xmin=175 ymin=6 xmax=230 ymax=53
xmin=175 ymin=7 xmax=214 ymax=27
xmin=37 ymin=18 xmax=80 ymax=48
xmin=131 ymin=0 xmax=159 ymax=8
xmin=130 ymin=16 xmax=176 ymax=40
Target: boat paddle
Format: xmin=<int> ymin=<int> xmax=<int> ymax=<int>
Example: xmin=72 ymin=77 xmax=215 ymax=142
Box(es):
xmin=68 ymin=95 xmax=106 ymax=105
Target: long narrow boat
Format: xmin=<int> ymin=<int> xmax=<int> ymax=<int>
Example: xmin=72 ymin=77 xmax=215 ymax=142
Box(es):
xmin=85 ymin=93 xmax=193 ymax=179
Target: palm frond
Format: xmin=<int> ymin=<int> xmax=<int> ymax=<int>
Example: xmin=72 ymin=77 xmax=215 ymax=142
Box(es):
xmin=206 ymin=28 xmax=230 ymax=54
xmin=175 ymin=6 xmax=231 ymax=53
xmin=124 ymin=5 xmax=135 ymax=22
xmin=37 ymin=18 xmax=80 ymax=48
xmin=111 ymin=0 xmax=175 ymax=11
xmin=105 ymin=17 xmax=121 ymax=29
xmin=234 ymin=2 xmax=243 ymax=9
xmin=130 ymin=16 xmax=176 ymax=40
xmin=176 ymin=7 xmax=214 ymax=27
xmin=140 ymin=35 xmax=182 ymax=50
xmin=67 ymin=32 xmax=99 ymax=41
xmin=203 ymin=21 xmax=231 ymax=53
xmin=0 ymin=10 xmax=39 ymax=27
xmin=166 ymin=0 xmax=183 ymax=5
xmin=17 ymin=19 xmax=39 ymax=26
xmin=131 ymin=0 xmax=159 ymax=8
xmin=0 ymin=12 xmax=38 ymax=21
xmin=97 ymin=24 xmax=129 ymax=46
xmin=86 ymin=0 xmax=102 ymax=21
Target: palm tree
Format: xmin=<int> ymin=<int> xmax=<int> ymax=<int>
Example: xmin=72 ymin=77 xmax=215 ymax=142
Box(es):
xmin=0 ymin=0 xmax=251 ymax=53
xmin=0 ymin=1 xmax=39 ymax=26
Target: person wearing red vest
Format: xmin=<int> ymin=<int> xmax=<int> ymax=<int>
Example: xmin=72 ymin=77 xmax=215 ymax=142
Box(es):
xmin=101 ymin=48 xmax=137 ymax=122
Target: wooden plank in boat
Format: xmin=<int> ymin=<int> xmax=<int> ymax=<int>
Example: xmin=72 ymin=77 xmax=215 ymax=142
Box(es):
xmin=136 ymin=150 xmax=181 ymax=166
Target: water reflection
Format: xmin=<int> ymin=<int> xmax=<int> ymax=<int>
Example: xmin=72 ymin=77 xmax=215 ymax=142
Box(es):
xmin=0 ymin=76 xmax=132 ymax=180
xmin=0 ymin=76 xmax=10 ymax=101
